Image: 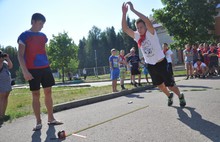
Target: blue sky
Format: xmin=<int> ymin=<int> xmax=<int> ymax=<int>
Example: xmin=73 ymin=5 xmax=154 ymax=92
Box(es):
xmin=0 ymin=0 xmax=164 ymax=48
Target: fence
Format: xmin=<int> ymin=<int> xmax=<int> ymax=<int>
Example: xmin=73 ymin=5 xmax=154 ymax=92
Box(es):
xmin=77 ymin=66 xmax=111 ymax=77
xmin=52 ymin=66 xmax=111 ymax=80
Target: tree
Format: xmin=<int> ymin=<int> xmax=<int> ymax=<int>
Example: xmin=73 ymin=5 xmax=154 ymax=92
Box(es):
xmin=78 ymin=37 xmax=87 ymax=69
xmin=47 ymin=31 xmax=78 ymax=83
xmin=86 ymin=26 xmax=101 ymax=68
xmin=153 ymin=0 xmax=219 ymax=48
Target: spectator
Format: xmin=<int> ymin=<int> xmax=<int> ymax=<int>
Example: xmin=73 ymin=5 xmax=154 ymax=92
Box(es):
xmin=83 ymin=68 xmax=87 ymax=80
xmin=0 ymin=51 xmax=13 ymax=121
xmin=193 ymin=59 xmax=208 ymax=78
xmin=127 ymin=47 xmax=142 ymax=87
xmin=183 ymin=44 xmax=194 ymax=79
xmin=207 ymin=43 xmax=219 ymax=76
xmin=109 ymin=48 xmax=120 ymax=92
xmin=118 ymin=50 xmax=127 ymax=90
xmin=163 ymin=43 xmax=174 ymax=77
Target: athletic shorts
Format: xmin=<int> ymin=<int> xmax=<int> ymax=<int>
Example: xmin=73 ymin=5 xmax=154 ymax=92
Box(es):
xmin=120 ymin=67 xmax=126 ymax=79
xmin=130 ymin=68 xmax=140 ymax=75
xmin=110 ymin=68 xmax=119 ymax=80
xmin=28 ymin=67 xmax=55 ymax=91
xmin=147 ymin=58 xmax=175 ymax=86
xmin=143 ymin=67 xmax=149 ymax=75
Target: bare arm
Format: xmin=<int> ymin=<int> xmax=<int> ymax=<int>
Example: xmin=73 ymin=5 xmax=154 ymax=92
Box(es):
xmin=17 ymin=44 xmax=34 ymax=81
xmin=121 ymin=2 xmax=135 ymax=39
xmin=127 ymin=2 xmax=155 ymax=35
xmin=5 ymin=54 xmax=13 ymax=69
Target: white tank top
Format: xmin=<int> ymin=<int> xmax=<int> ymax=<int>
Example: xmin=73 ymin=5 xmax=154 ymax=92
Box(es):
xmin=134 ymin=30 xmax=165 ymax=65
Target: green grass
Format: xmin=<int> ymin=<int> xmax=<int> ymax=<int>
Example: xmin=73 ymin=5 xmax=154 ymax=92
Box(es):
xmin=6 ymin=83 xmax=142 ymax=120
xmin=6 ymin=69 xmax=186 ymax=121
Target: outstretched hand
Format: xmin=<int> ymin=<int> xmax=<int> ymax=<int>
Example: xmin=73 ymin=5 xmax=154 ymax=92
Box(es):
xmin=122 ymin=2 xmax=128 ymax=14
xmin=126 ymin=1 xmax=134 ymax=11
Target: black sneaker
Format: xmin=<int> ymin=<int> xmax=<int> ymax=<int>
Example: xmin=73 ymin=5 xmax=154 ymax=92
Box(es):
xmin=138 ymin=83 xmax=142 ymax=86
xmin=168 ymin=93 xmax=173 ymax=106
xmin=179 ymin=93 xmax=186 ymax=107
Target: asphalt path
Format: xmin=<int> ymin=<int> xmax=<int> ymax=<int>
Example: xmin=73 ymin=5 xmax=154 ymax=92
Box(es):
xmin=1 ymin=76 xmax=220 ymax=142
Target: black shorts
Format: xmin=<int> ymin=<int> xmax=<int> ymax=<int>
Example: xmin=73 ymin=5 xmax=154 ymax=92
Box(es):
xmin=131 ymin=68 xmax=140 ymax=75
xmin=147 ymin=58 xmax=175 ymax=86
xmin=28 ymin=67 xmax=55 ymax=91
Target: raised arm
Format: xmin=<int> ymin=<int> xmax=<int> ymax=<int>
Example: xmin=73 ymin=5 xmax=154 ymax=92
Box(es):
xmin=5 ymin=54 xmax=13 ymax=69
xmin=121 ymin=2 xmax=135 ymax=39
xmin=127 ymin=2 xmax=155 ymax=35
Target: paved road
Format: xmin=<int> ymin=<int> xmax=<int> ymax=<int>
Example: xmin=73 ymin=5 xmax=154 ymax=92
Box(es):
xmin=1 ymin=76 xmax=220 ymax=142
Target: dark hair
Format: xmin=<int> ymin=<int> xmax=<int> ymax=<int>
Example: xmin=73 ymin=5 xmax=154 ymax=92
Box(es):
xmin=136 ymin=18 xmax=146 ymax=26
xmin=31 ymin=13 xmax=46 ymax=24
xmin=163 ymin=43 xmax=168 ymax=47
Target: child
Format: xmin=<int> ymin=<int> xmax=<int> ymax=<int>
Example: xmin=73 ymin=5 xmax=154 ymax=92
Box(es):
xmin=163 ymin=43 xmax=174 ymax=77
xmin=208 ymin=43 xmax=218 ymax=76
xmin=127 ymin=48 xmax=142 ymax=87
xmin=142 ymin=58 xmax=150 ymax=84
xmin=17 ymin=13 xmax=63 ymax=131
xmin=0 ymin=51 xmax=13 ymax=121
xmin=122 ymin=2 xmax=186 ymax=107
xmin=118 ymin=50 xmax=127 ymax=90
xmin=183 ymin=44 xmax=194 ymax=79
xmin=109 ymin=48 xmax=120 ymax=92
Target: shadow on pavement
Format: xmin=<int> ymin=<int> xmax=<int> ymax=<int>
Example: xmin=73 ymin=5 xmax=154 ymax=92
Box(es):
xmin=172 ymin=106 xmax=220 ymax=142
xmin=45 ymin=125 xmax=62 ymax=142
xmin=126 ymin=93 xmax=144 ymax=99
xmin=177 ymin=85 xmax=212 ymax=89
xmin=31 ymin=130 xmax=41 ymax=142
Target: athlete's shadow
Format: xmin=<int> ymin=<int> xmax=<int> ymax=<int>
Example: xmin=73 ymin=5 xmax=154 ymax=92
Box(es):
xmin=172 ymin=106 xmax=220 ymax=142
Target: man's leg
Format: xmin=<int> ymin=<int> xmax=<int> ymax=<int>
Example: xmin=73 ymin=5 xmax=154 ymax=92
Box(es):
xmin=168 ymin=86 xmax=181 ymax=98
xmin=43 ymin=87 xmax=55 ymax=122
xmin=157 ymin=83 xmax=171 ymax=97
xmin=32 ymin=90 xmax=41 ymax=124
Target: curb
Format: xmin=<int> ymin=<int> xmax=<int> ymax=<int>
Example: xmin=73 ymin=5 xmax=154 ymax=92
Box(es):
xmin=53 ymin=85 xmax=155 ymax=112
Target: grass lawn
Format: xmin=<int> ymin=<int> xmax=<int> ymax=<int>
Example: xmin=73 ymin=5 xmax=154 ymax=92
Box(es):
xmin=5 ymin=69 xmax=186 ymax=121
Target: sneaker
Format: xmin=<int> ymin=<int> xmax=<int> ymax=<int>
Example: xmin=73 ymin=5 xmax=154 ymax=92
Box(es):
xmin=179 ymin=93 xmax=186 ymax=107
xmin=185 ymin=76 xmax=189 ymax=80
xmin=190 ymin=75 xmax=194 ymax=79
xmin=138 ymin=83 xmax=142 ymax=87
xmin=168 ymin=93 xmax=173 ymax=106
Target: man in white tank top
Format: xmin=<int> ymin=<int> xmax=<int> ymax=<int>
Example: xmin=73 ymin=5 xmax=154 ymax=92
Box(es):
xmin=121 ymin=2 xmax=186 ymax=107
